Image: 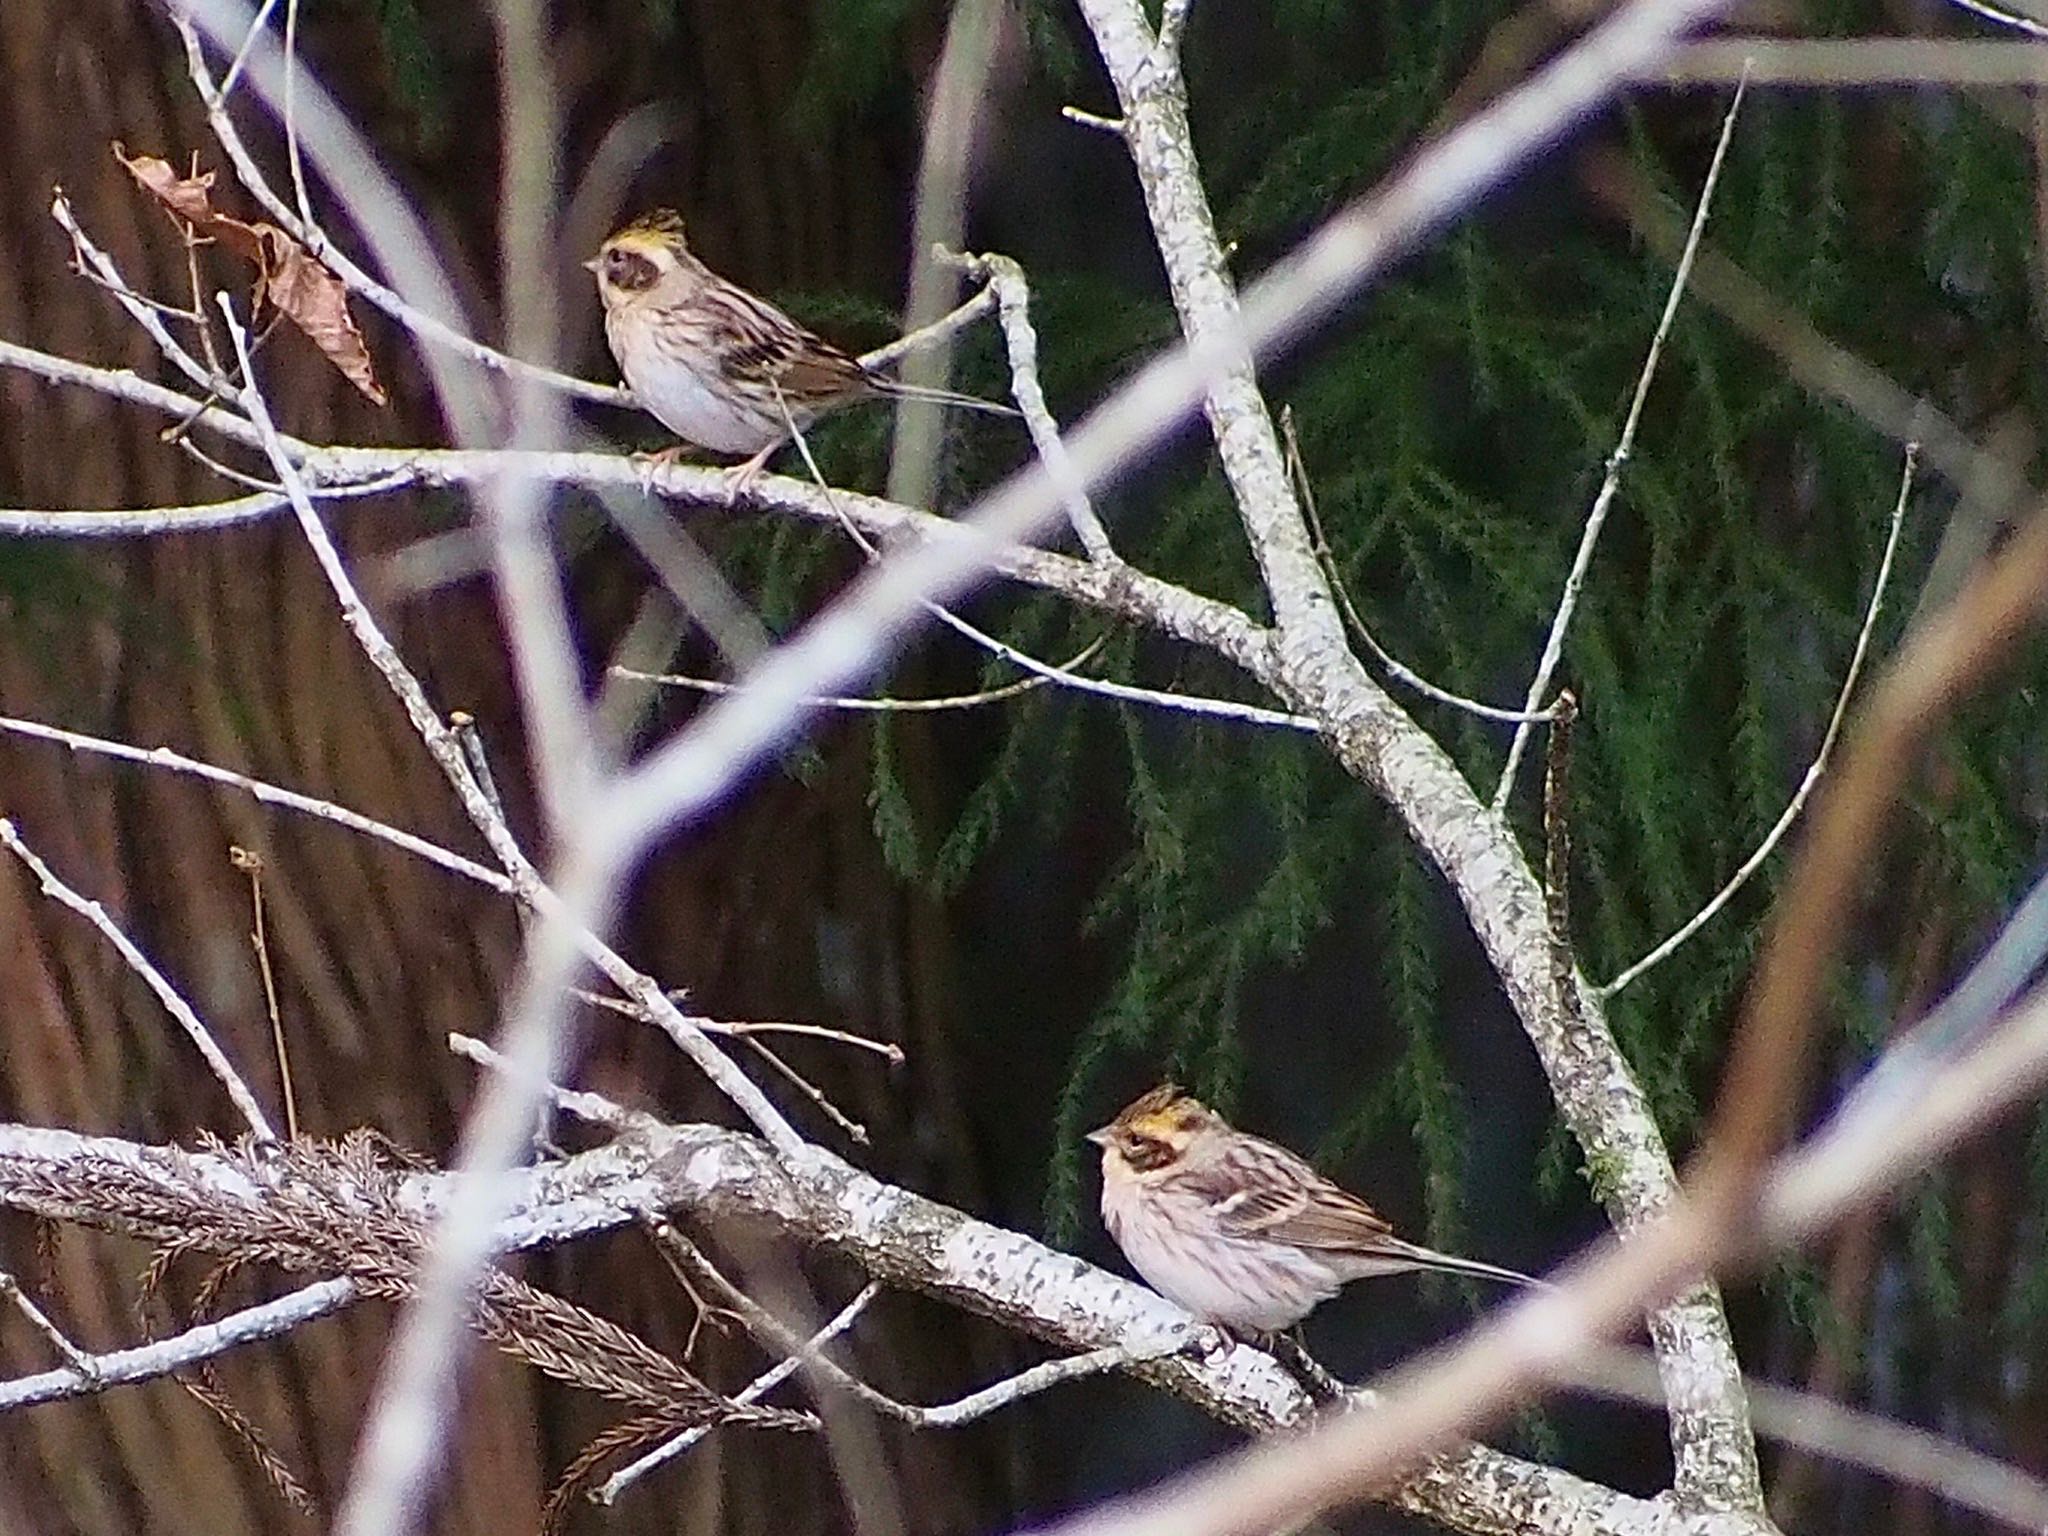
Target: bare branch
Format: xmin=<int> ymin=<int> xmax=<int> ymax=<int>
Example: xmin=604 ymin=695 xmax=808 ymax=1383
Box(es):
xmin=0 ymin=1280 xmax=355 ymax=1411
xmin=0 ymin=1271 xmax=99 ymax=1381
xmin=1939 ymin=0 xmax=2048 ymax=42
xmin=1599 ymin=445 xmax=1914 ymax=997
xmin=941 ymin=247 xmax=1117 ymax=561
xmin=1493 ymin=67 xmax=1749 ymax=809
xmin=0 ymin=817 xmax=274 ymax=1138
xmin=1645 ymin=36 xmax=2048 ymax=83
xmin=669 ymin=1237 xmax=1197 ymax=1428
xmin=1561 ymin=1344 xmax=2048 ymax=1533
xmin=0 ymin=714 xmax=514 ymax=893
xmin=593 ymin=1283 xmax=881 ymax=1504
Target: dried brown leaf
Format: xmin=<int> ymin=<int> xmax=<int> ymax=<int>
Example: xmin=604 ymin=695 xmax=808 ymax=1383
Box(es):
xmin=112 ymin=143 xmax=386 ymax=406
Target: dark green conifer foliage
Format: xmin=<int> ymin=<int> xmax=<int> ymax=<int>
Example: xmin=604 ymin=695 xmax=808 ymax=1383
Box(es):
xmin=304 ymin=0 xmax=2048 ymax=1479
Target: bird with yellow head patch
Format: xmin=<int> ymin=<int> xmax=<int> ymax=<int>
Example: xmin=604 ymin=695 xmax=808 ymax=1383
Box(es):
xmin=587 ymin=209 xmax=1018 ymax=499
xmin=1088 ymin=1085 xmax=1535 ymax=1333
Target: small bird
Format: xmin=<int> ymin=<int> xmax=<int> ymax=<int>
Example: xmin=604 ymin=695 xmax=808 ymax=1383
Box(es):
xmin=586 ymin=209 xmax=1018 ymax=496
xmin=1089 ymin=1085 xmax=1536 ymax=1333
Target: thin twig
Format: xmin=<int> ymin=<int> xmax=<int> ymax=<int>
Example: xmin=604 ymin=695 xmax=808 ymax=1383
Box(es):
xmin=0 ymin=715 xmax=514 ymax=894
xmin=1942 ymin=0 xmax=2048 ymax=41
xmin=1283 ymin=407 xmax=1556 ymax=725
xmin=570 ymin=990 xmax=905 ymax=1064
xmin=780 ymin=401 xmax=1311 ymax=734
xmin=1598 ymin=445 xmax=1915 ymax=997
xmin=0 ymin=1280 xmax=356 ymax=1411
xmin=1061 ymin=106 xmax=1127 ymax=133
xmin=940 ymin=248 xmax=1117 ymax=562
xmin=0 ymin=817 xmax=274 ymax=1138
xmin=611 ymin=637 xmax=1107 ymax=714
xmin=230 ymin=846 xmax=296 ymax=1140
xmin=445 ymin=1033 xmax=655 ymax=1136
xmin=593 ymin=1283 xmax=881 ymax=1504
xmin=669 ymin=1238 xmax=1193 ymax=1429
xmin=737 ymin=1037 xmax=871 ymax=1146
xmin=0 ymin=1270 xmax=99 ymax=1381
xmin=217 ymin=0 xmax=281 ymax=98
xmin=1558 ymin=1343 xmax=2048 ymax=1532
xmin=1493 ymin=66 xmax=1750 ymax=809
xmin=52 ymin=189 xmax=230 ymax=398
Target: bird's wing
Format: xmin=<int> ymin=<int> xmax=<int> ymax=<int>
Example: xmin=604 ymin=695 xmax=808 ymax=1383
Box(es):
xmin=1188 ymin=1140 xmax=1399 ymax=1253
xmin=707 ymin=284 xmax=870 ymax=405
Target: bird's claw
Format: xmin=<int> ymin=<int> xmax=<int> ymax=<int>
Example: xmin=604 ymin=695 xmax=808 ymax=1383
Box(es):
xmin=1171 ymin=1323 xmax=1233 ymax=1361
xmin=630 ymin=445 xmax=687 ymax=498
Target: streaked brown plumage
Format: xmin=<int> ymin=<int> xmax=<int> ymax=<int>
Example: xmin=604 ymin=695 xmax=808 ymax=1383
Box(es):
xmin=586 ymin=210 xmax=1016 ymax=492
xmin=1089 ymin=1085 xmax=1534 ymax=1331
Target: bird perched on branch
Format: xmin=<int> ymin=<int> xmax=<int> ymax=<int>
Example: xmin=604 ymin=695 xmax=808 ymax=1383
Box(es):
xmin=1089 ymin=1085 xmax=1537 ymax=1333
xmin=587 ymin=209 xmax=1017 ymax=498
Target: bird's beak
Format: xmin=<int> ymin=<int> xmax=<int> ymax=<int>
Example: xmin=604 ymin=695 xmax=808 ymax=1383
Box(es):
xmin=1085 ymin=1126 xmax=1112 ymax=1148
xmin=581 ymin=256 xmax=602 ymax=273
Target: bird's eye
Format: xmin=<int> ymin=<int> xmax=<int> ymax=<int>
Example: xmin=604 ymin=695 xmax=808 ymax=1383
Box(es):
xmin=1121 ymin=1134 xmax=1174 ymax=1172
xmin=606 ymin=250 xmax=656 ymax=291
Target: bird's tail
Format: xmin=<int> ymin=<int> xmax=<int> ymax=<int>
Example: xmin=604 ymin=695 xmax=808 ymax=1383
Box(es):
xmin=873 ymin=377 xmax=1022 ymax=418
xmin=1365 ymin=1238 xmax=1545 ymax=1289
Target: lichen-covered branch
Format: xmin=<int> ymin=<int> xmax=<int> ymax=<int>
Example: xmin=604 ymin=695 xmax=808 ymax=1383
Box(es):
xmin=0 ymin=1119 xmax=1714 ymax=1536
xmin=1070 ymin=0 xmax=1761 ymax=1512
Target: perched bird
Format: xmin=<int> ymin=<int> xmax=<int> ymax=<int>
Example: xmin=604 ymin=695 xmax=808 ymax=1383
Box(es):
xmin=586 ymin=209 xmax=1017 ymax=495
xmin=1089 ymin=1085 xmax=1536 ymax=1333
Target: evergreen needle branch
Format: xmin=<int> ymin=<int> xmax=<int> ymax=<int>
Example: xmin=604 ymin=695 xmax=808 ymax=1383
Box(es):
xmin=0 ymin=817 xmax=275 ymax=1139
xmin=1598 ymin=446 xmax=1914 ymax=999
xmin=1493 ymin=66 xmax=1750 ymax=811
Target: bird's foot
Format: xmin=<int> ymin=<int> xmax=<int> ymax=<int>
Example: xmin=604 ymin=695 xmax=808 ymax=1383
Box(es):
xmin=630 ymin=444 xmax=691 ymax=497
xmin=1174 ymin=1323 xmax=1233 ymax=1361
xmin=719 ymin=444 xmax=780 ymax=505
xmin=1258 ymin=1330 xmax=1350 ymax=1405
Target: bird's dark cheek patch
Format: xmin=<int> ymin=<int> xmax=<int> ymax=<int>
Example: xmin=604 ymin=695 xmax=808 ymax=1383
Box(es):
xmin=1123 ymin=1135 xmax=1174 ymax=1172
xmin=608 ymin=252 xmax=658 ymax=292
